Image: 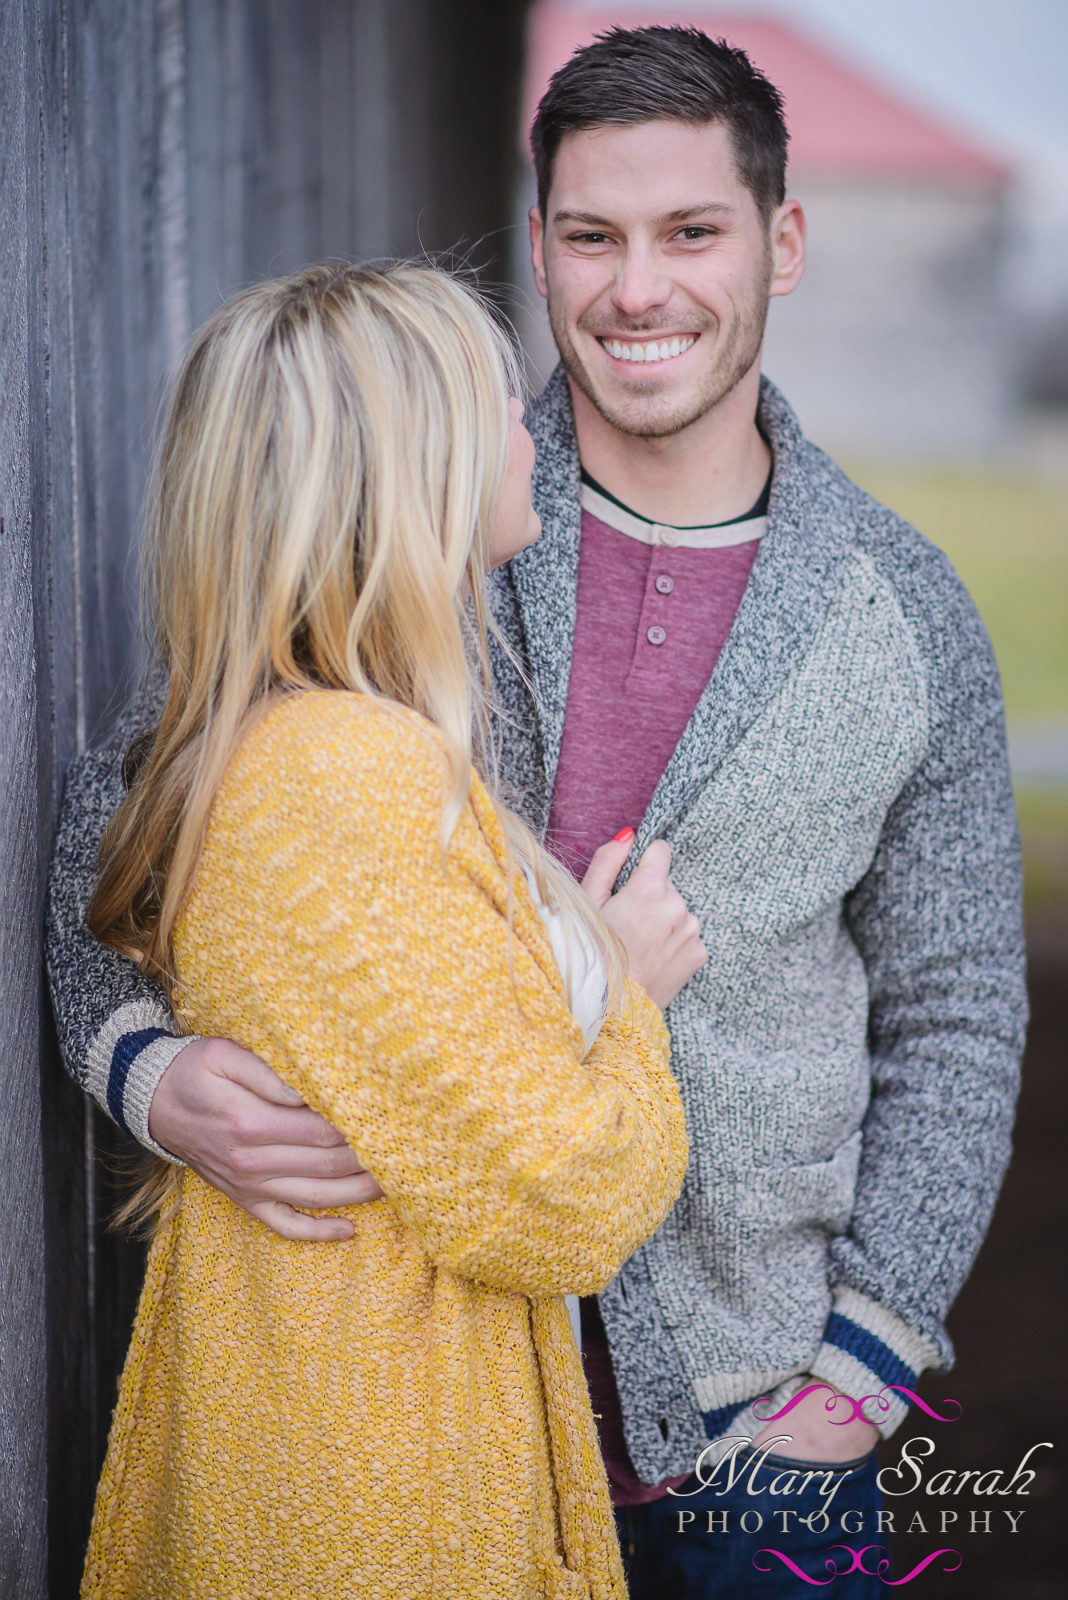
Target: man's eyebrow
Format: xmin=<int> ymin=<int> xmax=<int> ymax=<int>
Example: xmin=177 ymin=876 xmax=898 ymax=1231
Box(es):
xmin=658 ymin=203 xmax=734 ymax=224
xmin=552 ymin=203 xmax=735 ymax=228
xmin=552 ymin=211 xmax=615 ymax=227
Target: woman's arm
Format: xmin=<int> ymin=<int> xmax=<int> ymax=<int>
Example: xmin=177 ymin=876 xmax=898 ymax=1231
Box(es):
xmin=181 ymin=693 xmax=688 ymax=1296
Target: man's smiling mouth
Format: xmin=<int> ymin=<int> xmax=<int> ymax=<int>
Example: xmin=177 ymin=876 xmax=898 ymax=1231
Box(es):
xmin=598 ymin=335 xmax=698 ymax=364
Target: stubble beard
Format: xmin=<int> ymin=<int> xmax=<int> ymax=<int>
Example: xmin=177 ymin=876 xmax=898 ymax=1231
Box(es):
xmin=547 ymin=259 xmax=773 ymax=441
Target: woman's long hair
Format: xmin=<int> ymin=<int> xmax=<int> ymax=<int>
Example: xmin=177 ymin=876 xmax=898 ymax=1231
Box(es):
xmin=89 ymin=262 xmax=624 ymax=1224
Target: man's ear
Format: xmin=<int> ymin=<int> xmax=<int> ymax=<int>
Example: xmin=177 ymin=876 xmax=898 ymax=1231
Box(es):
xmin=529 ymin=206 xmax=548 ymax=300
xmin=768 ymin=199 xmax=805 ymax=300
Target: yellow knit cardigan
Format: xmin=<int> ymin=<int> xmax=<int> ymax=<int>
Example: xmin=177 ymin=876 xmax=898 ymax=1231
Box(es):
xmin=81 ymin=693 xmax=688 ymax=1600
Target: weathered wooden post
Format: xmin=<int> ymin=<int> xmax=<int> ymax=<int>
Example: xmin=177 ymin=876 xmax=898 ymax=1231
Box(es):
xmin=0 ymin=4 xmax=529 ymax=1593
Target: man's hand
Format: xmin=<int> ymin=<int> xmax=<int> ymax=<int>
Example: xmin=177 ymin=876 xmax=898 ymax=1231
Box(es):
xmin=582 ymin=833 xmax=707 ymax=1008
xmin=148 ymin=1037 xmax=382 ymax=1241
xmin=750 ymin=1382 xmax=879 ymax=1463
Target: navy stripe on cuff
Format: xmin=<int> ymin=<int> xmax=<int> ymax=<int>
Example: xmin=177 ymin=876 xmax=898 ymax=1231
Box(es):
xmin=701 ymin=1396 xmax=752 ymax=1442
xmin=106 ymin=1028 xmax=172 ymax=1133
xmin=824 ymin=1312 xmax=917 ymax=1394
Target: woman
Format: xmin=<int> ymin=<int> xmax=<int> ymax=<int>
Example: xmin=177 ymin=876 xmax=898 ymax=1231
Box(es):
xmin=81 ymin=263 xmax=689 ymax=1600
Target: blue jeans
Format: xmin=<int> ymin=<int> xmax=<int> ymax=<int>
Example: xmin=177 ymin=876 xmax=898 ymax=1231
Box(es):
xmin=616 ymin=1448 xmax=886 ymax=1598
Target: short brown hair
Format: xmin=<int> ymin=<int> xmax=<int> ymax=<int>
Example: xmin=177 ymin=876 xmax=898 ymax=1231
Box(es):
xmin=530 ymin=25 xmax=789 ymax=224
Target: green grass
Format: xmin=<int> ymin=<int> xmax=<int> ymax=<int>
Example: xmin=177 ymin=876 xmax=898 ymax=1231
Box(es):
xmin=842 ymin=462 xmax=1068 ymax=919
xmin=1015 ymin=787 xmax=1068 ymax=920
xmin=842 ymin=463 xmax=1068 ymax=720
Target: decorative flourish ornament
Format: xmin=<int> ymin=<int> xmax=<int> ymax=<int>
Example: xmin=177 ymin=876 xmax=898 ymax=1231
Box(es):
xmin=752 ymin=1544 xmax=963 ymax=1585
xmin=752 ymin=1383 xmax=963 ymax=1427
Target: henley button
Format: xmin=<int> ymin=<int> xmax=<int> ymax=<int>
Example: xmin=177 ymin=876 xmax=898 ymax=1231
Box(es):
xmin=654 ymin=574 xmax=675 ymax=595
xmin=657 ymin=526 xmax=680 ymax=547
xmin=646 ymin=625 xmax=667 ymax=647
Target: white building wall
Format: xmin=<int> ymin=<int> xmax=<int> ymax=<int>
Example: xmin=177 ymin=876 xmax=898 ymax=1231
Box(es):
xmin=762 ymin=178 xmax=1011 ymax=460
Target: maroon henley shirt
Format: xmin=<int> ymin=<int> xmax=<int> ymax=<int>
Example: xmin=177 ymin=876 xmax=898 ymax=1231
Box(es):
xmin=546 ymin=472 xmax=767 ymax=1504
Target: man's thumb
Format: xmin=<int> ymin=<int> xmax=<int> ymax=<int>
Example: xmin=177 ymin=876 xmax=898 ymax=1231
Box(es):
xmin=580 ymin=828 xmax=636 ymax=907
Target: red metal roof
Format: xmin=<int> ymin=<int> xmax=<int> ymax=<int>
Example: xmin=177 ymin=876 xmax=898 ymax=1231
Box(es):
xmin=524 ymin=6 xmax=1010 ymax=184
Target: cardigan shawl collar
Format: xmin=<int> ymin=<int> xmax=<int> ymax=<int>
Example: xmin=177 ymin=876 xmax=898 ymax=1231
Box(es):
xmin=509 ymin=365 xmax=860 ymax=866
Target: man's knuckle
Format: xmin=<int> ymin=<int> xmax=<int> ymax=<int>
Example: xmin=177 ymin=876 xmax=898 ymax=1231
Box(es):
xmin=201 ymin=1036 xmax=238 ymax=1073
xmin=235 ymin=1104 xmax=276 ymax=1143
xmin=227 ymin=1141 xmax=263 ymax=1176
xmin=260 ymin=1204 xmax=301 ymax=1241
xmin=217 ymin=1103 xmax=245 ymax=1137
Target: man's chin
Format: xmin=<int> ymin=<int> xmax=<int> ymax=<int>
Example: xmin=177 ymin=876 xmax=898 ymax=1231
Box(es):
xmin=581 ymin=381 xmax=715 ymax=440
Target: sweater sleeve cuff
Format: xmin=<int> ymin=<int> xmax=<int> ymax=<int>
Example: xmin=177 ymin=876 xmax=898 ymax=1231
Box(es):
xmin=84 ymin=999 xmax=198 ymax=1163
xmin=809 ymin=1286 xmax=942 ymax=1439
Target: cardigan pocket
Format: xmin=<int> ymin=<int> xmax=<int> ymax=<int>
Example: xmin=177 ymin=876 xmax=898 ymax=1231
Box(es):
xmin=735 ymin=1130 xmax=863 ymax=1238
xmin=702 ymin=1131 xmax=864 ymax=1332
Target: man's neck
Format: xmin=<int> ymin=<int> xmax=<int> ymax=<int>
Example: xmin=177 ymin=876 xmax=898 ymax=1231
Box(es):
xmin=568 ymin=364 xmax=770 ymax=528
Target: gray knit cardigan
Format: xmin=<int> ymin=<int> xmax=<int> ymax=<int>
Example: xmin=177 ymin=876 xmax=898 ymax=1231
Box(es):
xmin=45 ymin=370 xmax=1027 ymax=1485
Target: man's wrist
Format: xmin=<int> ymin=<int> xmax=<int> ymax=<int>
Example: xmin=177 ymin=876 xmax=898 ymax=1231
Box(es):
xmin=810 ymin=1287 xmax=941 ymax=1438
xmin=85 ymin=1000 xmax=198 ymax=1162
xmin=800 ymin=1377 xmax=880 ymax=1441
xmin=139 ymin=1034 xmax=203 ymax=1160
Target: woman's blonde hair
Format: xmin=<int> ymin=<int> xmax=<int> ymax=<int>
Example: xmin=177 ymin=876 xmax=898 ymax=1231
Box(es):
xmin=89 ymin=262 xmax=624 ymax=1224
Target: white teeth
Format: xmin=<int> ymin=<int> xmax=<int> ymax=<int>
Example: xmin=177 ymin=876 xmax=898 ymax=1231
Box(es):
xmin=603 ymin=335 xmax=696 ymax=363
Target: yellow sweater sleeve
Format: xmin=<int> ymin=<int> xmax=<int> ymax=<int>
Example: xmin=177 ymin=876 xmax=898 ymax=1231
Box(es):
xmin=177 ymin=692 xmax=687 ymax=1296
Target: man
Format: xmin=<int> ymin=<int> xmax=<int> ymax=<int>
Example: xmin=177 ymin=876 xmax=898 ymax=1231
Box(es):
xmin=48 ymin=26 xmax=1026 ymax=1597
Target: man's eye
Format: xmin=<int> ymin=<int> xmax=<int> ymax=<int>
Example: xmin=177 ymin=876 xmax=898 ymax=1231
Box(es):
xmin=678 ymin=227 xmax=714 ymax=241
xmin=572 ymin=232 xmax=611 ymax=245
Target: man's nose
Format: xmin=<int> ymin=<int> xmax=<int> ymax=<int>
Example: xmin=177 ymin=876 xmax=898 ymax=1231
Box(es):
xmin=611 ymin=245 xmax=672 ymax=321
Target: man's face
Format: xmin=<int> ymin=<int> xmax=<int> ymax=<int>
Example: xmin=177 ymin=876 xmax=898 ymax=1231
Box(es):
xmin=530 ymin=119 xmax=803 ymax=439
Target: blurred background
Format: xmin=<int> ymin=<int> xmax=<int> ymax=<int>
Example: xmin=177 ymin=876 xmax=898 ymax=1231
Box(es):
xmin=1 ymin=1 xmax=1062 ymax=1594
